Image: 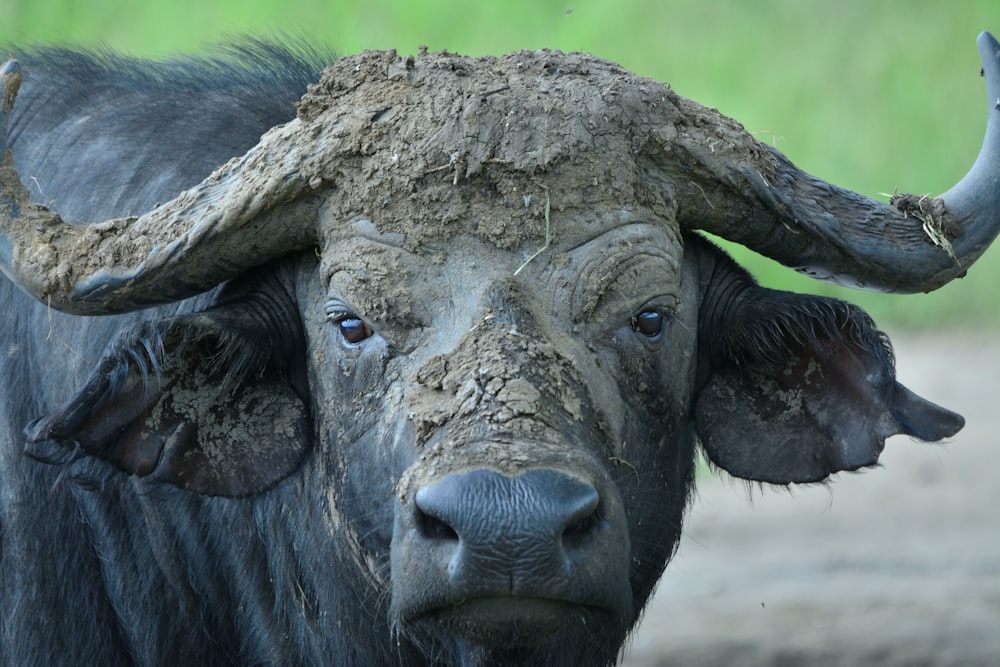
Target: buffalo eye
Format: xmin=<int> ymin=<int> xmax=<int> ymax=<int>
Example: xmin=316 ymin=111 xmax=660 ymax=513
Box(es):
xmin=631 ymin=310 xmax=664 ymax=338
xmin=326 ymin=304 xmax=374 ymax=345
xmin=338 ymin=317 xmax=373 ymax=345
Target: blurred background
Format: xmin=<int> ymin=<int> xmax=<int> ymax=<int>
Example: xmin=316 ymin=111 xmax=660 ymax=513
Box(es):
xmin=2 ymin=0 xmax=998 ymax=329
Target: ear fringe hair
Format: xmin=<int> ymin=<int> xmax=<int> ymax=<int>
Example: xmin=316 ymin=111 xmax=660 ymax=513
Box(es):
xmin=731 ymin=289 xmax=895 ymax=373
xmin=104 ymin=314 xmax=273 ymax=402
xmin=693 ymin=234 xmax=894 ymax=383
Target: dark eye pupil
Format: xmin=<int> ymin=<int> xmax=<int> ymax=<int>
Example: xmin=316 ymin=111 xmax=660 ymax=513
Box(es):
xmin=632 ymin=310 xmax=663 ymax=337
xmin=339 ymin=317 xmax=372 ymax=344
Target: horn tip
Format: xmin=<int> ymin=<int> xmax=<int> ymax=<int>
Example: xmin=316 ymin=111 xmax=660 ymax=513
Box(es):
xmin=977 ymin=31 xmax=1000 ymax=100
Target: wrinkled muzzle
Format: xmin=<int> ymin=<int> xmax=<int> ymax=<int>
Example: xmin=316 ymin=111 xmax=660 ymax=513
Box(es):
xmin=391 ymin=463 xmax=632 ymax=650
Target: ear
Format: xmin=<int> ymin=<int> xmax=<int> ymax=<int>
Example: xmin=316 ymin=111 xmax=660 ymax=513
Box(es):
xmin=693 ymin=252 xmax=963 ymax=485
xmin=24 ymin=301 xmax=311 ymax=497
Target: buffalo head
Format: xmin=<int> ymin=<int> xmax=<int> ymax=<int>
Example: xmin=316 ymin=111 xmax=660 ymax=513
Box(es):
xmin=0 ymin=34 xmax=997 ymax=665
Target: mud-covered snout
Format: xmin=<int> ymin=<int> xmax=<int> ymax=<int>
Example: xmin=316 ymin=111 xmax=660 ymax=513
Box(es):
xmin=391 ymin=465 xmax=632 ymax=648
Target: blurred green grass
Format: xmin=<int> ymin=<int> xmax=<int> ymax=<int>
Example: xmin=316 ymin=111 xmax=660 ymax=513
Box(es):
xmin=2 ymin=0 xmax=999 ymax=330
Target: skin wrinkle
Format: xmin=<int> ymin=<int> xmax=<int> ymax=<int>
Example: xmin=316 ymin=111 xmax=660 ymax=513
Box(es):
xmin=567 ymin=227 xmax=682 ymax=327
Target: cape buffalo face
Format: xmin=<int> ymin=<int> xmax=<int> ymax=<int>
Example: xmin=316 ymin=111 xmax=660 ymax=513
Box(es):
xmin=296 ymin=215 xmax=699 ymax=661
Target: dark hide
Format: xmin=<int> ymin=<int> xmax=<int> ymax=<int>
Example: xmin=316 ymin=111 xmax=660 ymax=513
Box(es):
xmin=0 ymin=43 xmax=965 ymax=666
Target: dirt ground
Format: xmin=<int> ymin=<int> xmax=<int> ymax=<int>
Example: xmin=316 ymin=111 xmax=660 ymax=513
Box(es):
xmin=623 ymin=331 xmax=1000 ymax=667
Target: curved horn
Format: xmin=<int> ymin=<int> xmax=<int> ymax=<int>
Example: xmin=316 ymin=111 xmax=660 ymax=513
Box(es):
xmin=5 ymin=35 xmax=996 ymax=309
xmin=0 ymin=60 xmax=321 ymax=315
xmin=673 ymin=31 xmax=1000 ymax=294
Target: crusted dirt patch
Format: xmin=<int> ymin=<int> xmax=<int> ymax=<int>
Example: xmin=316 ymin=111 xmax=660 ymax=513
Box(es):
xmin=406 ymin=313 xmax=587 ymax=449
xmin=296 ymin=48 xmax=773 ymax=254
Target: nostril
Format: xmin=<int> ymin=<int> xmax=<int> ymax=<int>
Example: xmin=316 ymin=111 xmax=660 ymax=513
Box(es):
xmin=561 ymin=500 xmax=601 ymax=550
xmin=417 ymin=508 xmax=459 ymax=542
xmin=563 ymin=513 xmax=597 ymax=541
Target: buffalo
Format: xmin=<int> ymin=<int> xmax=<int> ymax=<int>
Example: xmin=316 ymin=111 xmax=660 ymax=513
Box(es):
xmin=0 ymin=33 xmax=997 ymax=666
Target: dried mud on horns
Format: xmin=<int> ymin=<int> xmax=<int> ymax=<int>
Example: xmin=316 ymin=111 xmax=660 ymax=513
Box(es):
xmin=5 ymin=36 xmax=999 ymax=312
